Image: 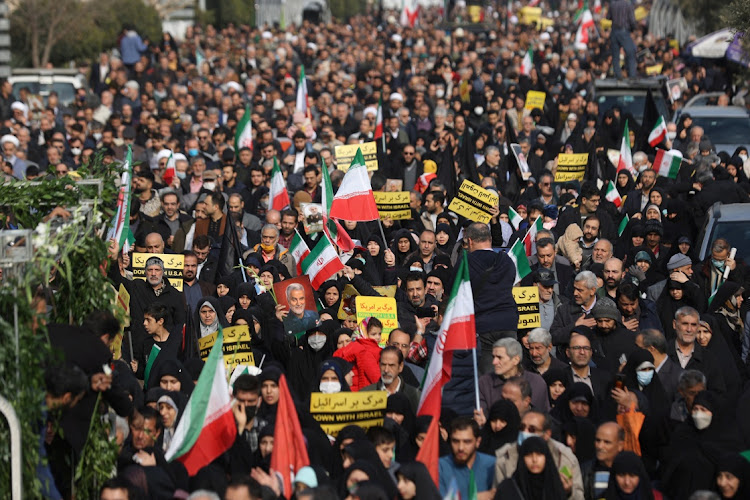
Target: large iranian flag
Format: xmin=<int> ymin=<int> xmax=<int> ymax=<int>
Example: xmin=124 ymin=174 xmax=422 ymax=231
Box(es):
xmin=235 ymin=104 xmax=253 ymax=151
xmin=289 ymin=230 xmax=311 ymax=275
xmin=653 ymin=149 xmax=682 ymax=179
xmin=166 ymin=329 xmax=236 ymax=475
xmin=574 ymin=9 xmax=594 ymax=49
xmin=301 ymin=233 xmax=345 ymax=289
xmin=416 ymin=253 xmax=475 ymax=484
xmin=269 ymin=157 xmax=290 ymax=211
xmin=320 ymin=157 xmax=354 ymax=252
xmin=329 ymin=148 xmax=379 ymax=221
xmin=109 ymin=145 xmax=135 ymax=253
xmin=508 ymin=236 xmax=532 ymax=284
xmin=617 ymin=120 xmax=635 ymax=176
xmin=520 ymin=49 xmax=533 ymax=76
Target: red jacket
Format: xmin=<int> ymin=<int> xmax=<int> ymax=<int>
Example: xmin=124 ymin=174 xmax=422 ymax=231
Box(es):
xmin=334 ymin=338 xmax=382 ymax=391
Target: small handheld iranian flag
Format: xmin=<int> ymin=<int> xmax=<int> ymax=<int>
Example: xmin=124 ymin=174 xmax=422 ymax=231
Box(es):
xmin=617 ymin=120 xmax=635 ymax=176
xmin=109 ymin=145 xmax=135 ymax=253
xmin=374 ymin=96 xmax=384 ymax=150
xmin=296 ymin=65 xmax=308 ymax=116
xmin=618 ymin=214 xmax=630 ymax=237
xmin=269 ymin=158 xmax=290 ymax=211
xmin=301 ymin=233 xmax=345 ymax=289
xmin=523 ymin=216 xmax=543 ymax=257
xmin=653 ymin=149 xmax=682 ymax=179
xmin=234 ymin=105 xmax=253 ymax=151
xmin=648 ymin=116 xmax=668 ymax=147
xmin=508 ymin=237 xmax=532 ymax=285
xmin=574 ymin=9 xmax=594 ymax=49
xmin=508 ymin=206 xmax=524 ymax=230
xmin=329 ymin=148 xmax=379 ymax=221
xmin=605 ymin=180 xmax=622 ymax=208
xmin=166 ymin=329 xmax=236 ymax=475
xmin=520 ymin=49 xmax=533 ymax=76
xmin=289 ymin=230 xmax=311 ymax=275
xmin=163 ymin=150 xmax=176 ymax=187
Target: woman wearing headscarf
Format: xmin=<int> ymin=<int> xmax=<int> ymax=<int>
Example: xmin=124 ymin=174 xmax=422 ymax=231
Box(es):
xmin=663 ymin=391 xmax=742 ymax=498
xmin=317 ymin=280 xmax=342 ymax=311
xmin=656 ymin=279 xmax=701 ymax=339
xmin=281 ymin=320 xmax=339 ymax=398
xmin=616 ymin=170 xmax=635 ymax=197
xmin=708 ymin=282 xmax=746 ymax=362
xmin=218 ymin=295 xmax=238 ymax=324
xmin=542 ymin=368 xmax=571 ymax=409
xmin=603 ymin=451 xmax=657 ymax=500
xmin=364 ymin=234 xmax=388 ymax=285
xmin=194 ymin=297 xmax=229 ymax=339
xmin=152 ymin=358 xmax=194 ymax=396
xmin=157 ymin=391 xmax=187 ymax=454
xmin=615 ymin=220 xmax=644 ymax=262
xmin=494 ymin=436 xmax=567 ymax=500
xmin=315 ymin=357 xmax=351 ymax=394
xmin=396 ymin=461 xmax=441 ymax=500
xmin=389 ymin=228 xmax=418 ymax=270
xmin=699 ymin=314 xmax=744 ymax=400
xmin=716 ymin=453 xmax=750 ymax=499
xmin=551 ymin=382 xmax=600 ymax=428
xmin=341 ymin=441 xmax=398 ymax=499
xmin=562 ymin=417 xmax=596 ymax=465
xmin=479 ymin=399 xmax=521 ymax=455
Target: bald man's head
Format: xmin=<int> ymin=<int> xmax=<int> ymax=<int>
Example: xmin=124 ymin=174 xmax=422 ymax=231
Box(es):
xmin=145 ymin=232 xmax=165 ymax=253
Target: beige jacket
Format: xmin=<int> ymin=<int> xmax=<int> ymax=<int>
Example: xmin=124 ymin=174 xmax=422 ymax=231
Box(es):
xmin=494 ymin=438 xmax=584 ymax=500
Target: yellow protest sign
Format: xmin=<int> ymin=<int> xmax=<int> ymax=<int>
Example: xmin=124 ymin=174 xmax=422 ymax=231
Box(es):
xmin=310 ymin=391 xmax=388 ymax=436
xmin=132 ymin=253 xmax=185 ymax=291
xmin=646 ymin=64 xmax=663 ymax=76
xmin=335 ymin=142 xmax=378 ymax=172
xmin=519 ymin=6 xmax=542 ymax=25
xmin=525 ymin=90 xmax=546 ymax=110
xmin=447 ymin=180 xmax=499 ymax=223
xmin=373 ymin=285 xmax=397 ymax=298
xmin=554 ymin=153 xmax=588 ymax=182
xmin=373 ymin=191 xmax=411 ymax=220
xmin=513 ymin=287 xmax=541 ymax=330
xmin=111 ymin=283 xmax=131 ymax=360
xmin=198 ymin=325 xmax=255 ymax=372
xmin=355 ymin=296 xmax=398 ymax=341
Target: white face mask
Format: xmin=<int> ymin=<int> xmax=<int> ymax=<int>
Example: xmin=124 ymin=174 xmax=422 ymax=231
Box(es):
xmin=436 ymin=88 xmax=445 ymax=98
xmin=692 ymin=410 xmax=712 ymax=430
xmin=667 ymin=131 xmax=677 ymax=141
xmin=93 ymin=132 xmax=102 ymax=141
xmin=203 ymin=182 xmax=216 ymax=191
xmin=319 ymin=381 xmax=341 ymax=394
xmin=307 ymin=334 xmax=326 ymax=351
xmin=740 ymin=153 xmax=748 ymax=162
xmin=474 ymin=106 xmax=484 ymax=116
xmin=70 ymin=147 xmax=81 ymax=156
xmin=176 ymin=171 xmax=187 ymax=180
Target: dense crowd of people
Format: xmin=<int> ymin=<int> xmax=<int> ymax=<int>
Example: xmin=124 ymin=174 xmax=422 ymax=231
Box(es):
xmin=6 ymin=0 xmax=750 ymax=499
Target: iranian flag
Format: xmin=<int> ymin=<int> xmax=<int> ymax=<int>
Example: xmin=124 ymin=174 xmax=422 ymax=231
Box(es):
xmin=234 ymin=104 xmax=253 ymax=151
xmin=414 ymin=172 xmax=437 ymax=193
xmin=523 ymin=216 xmax=543 ymax=257
xmin=508 ymin=206 xmax=524 ymax=230
xmin=617 ymin=120 xmax=635 ymax=176
xmin=163 ymin=150 xmax=176 ymax=187
xmin=400 ymin=0 xmax=419 ymax=27
xmin=374 ymin=96 xmax=384 ymax=150
xmin=605 ymin=180 xmax=622 ymax=208
xmin=520 ymin=49 xmax=533 ymax=76
xmin=648 ymin=116 xmax=668 ymax=147
xmin=301 ymin=233 xmax=345 ymax=289
xmin=109 ymin=145 xmax=135 ymax=253
xmin=575 ymin=10 xmax=594 ymax=49
xmin=289 ymin=230 xmax=311 ymax=275
xmin=329 ymin=149 xmax=379 ymax=221
xmin=618 ymin=213 xmax=630 ymax=237
xmin=296 ymin=65 xmax=308 ymax=116
xmin=269 ymin=158 xmax=290 ymax=211
xmin=416 ymin=253 xmax=476 ymax=484
xmin=653 ymin=149 xmax=682 ymax=179
xmin=594 ymin=0 xmax=601 ymax=13
xmin=508 ymin=236 xmax=532 ymax=284
xmin=165 ymin=329 xmax=236 ymax=475
xmin=320 ymin=157 xmax=355 ymax=252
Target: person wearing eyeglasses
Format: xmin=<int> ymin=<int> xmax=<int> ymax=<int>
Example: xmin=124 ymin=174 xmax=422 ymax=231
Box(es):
xmin=565 ymin=329 xmax=613 ymax=408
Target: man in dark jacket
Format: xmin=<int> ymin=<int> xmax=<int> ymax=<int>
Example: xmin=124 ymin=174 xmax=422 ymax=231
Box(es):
xmin=550 ymin=270 xmax=598 ymax=347
xmin=615 ymin=281 xmax=663 ymax=333
xmin=554 ymin=181 xmax=617 ymax=241
xmin=692 ymin=237 xmax=745 ymax=300
xmin=464 ymin=223 xmax=519 ymax=374
xmin=590 ymin=297 xmax=637 ymax=373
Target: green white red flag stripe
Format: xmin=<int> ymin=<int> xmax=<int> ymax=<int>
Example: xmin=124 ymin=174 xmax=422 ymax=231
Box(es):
xmin=269 ymin=157 xmax=290 ymax=211
xmin=165 ymin=329 xmax=236 ymax=475
xmin=234 ymin=104 xmax=253 ymax=151
xmin=618 ymin=214 xmax=630 ymax=237
xmin=605 ymin=180 xmax=622 ymax=208
xmin=301 ymin=233 xmax=345 ymax=289
xmin=509 ymin=236 xmax=532 ymax=284
xmin=653 ymin=149 xmax=682 ymax=179
xmin=417 ymin=253 xmax=476 ymax=418
xmin=648 ymin=116 xmax=668 ymax=147
xmin=296 ymin=65 xmax=308 ymax=115
xmin=520 ymin=49 xmax=533 ymax=76
xmin=320 ymin=157 xmax=354 ymax=251
xmin=574 ymin=9 xmax=594 ymax=49
xmin=374 ymin=96 xmax=384 ymax=146
xmin=290 ymin=230 xmax=311 ymax=275
xmin=329 ymin=148 xmax=379 ymax=221
xmin=110 ymin=145 xmax=134 ymax=253
xmin=617 ymin=119 xmax=635 ymax=177
xmin=522 ymin=216 xmax=543 ymax=257
xmin=508 ymin=206 xmax=524 ymax=230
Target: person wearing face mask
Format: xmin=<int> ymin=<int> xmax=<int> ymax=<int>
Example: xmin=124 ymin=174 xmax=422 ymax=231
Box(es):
xmin=274 ymin=321 xmax=338 ymax=398
xmin=662 ymin=390 xmax=742 ymax=499
xmin=228 ymin=374 xmax=267 ymax=474
xmin=317 ymin=359 xmax=349 ymax=394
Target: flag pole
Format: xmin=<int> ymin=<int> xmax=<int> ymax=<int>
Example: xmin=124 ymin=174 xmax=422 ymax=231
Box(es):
xmin=471 ymin=347 xmax=481 ymax=413
xmin=377 ymin=218 xmax=388 ymax=247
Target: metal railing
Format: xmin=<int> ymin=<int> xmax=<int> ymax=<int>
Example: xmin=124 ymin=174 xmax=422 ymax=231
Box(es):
xmin=0 ymin=395 xmax=22 ymax=499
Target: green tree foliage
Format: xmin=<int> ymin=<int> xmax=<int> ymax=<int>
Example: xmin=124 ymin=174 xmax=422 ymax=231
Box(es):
xmin=677 ymin=0 xmax=723 ymax=34
xmin=201 ymin=0 xmax=255 ymax=27
xmin=722 ymin=0 xmax=750 ymax=51
xmin=11 ymin=0 xmax=162 ymax=67
xmin=328 ymin=0 xmax=366 ymax=22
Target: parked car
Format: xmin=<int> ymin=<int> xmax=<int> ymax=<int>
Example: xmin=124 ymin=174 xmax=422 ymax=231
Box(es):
xmin=673 ymin=105 xmax=750 ymax=155
xmin=8 ymin=68 xmax=82 ymax=108
xmin=696 ymin=202 xmax=750 ymax=264
xmin=593 ymin=77 xmax=671 ymax=126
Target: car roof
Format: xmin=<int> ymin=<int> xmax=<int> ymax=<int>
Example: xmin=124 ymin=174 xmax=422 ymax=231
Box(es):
xmin=708 ymin=203 xmax=750 ymax=222
xmin=593 ymin=77 xmax=666 ymax=91
xmin=680 ymin=106 xmax=749 ymax=117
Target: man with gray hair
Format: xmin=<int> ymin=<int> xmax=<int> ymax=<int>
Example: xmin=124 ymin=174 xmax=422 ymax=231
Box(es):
xmin=636 ymin=329 xmax=682 ymax=401
xmin=477 ymin=338 xmax=550 ymax=423
xmin=550 ymin=271 xmax=598 ymax=345
xmin=252 ymin=223 xmax=295 ymax=277
xmin=186 ymin=490 xmax=220 ymax=500
xmin=524 ymin=327 xmax=568 ymax=375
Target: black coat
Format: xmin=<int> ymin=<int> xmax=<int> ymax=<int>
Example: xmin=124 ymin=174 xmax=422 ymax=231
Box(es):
xmin=554 ymin=205 xmax=617 ymax=242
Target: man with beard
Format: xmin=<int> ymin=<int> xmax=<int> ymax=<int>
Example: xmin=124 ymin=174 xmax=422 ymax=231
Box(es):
xmin=280 ymin=283 xmax=317 ymax=336
xmin=157 ymin=192 xmax=192 ymax=249
xmin=600 ymin=258 xmax=624 ymax=300
xmin=439 ymin=417 xmax=496 ymax=499
xmin=534 ymin=269 xmax=567 ymax=332
xmin=521 ymin=238 xmax=574 ymax=295
xmin=555 ymin=182 xmax=615 ymax=241
xmin=278 ymin=208 xmax=298 ymax=249
xmin=616 ymin=282 xmax=662 ymax=333
xmin=525 ymin=327 xmax=568 ymax=375
xmin=622 ymin=168 xmax=656 ymax=217
xmin=110 ymin=256 xmax=186 ymax=370
xmin=182 ymin=251 xmax=216 ymax=313
xmin=590 ymin=297 xmax=636 ymax=373
xmin=133 ymin=169 xmax=161 ymax=218
xmin=579 ymin=215 xmax=601 ymax=265
xmin=363 ymin=347 xmax=421 ymax=413
xmin=194 ymin=191 xmax=227 ymax=244
xmin=227 ymin=193 xmax=261 ymax=243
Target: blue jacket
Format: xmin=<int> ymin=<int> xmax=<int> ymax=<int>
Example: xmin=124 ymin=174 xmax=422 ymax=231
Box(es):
xmin=466 ymin=249 xmax=518 ymax=334
xmin=120 ymin=32 xmax=147 ymax=65
xmin=636 ymin=298 xmax=663 ymax=332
